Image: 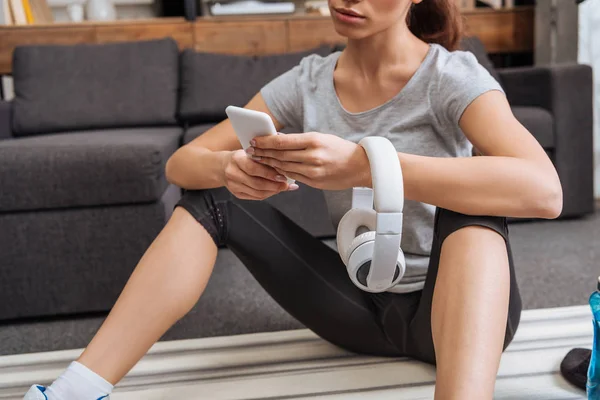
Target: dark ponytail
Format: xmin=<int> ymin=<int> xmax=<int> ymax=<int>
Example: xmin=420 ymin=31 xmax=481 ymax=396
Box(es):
xmin=407 ymin=0 xmax=464 ymax=51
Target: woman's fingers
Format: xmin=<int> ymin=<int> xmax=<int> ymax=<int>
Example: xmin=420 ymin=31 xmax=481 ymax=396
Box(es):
xmin=228 ymin=181 xmax=279 ymax=200
xmin=252 ymin=133 xmax=314 ymax=150
xmin=231 ymin=166 xmax=287 ymax=192
xmin=258 ymin=157 xmax=317 ymax=177
xmin=247 ymin=147 xmax=310 ymax=162
xmin=230 ymin=160 xmax=291 ymax=195
xmin=226 ymin=150 xmax=298 ymax=200
xmin=236 ymin=152 xmax=289 ymax=183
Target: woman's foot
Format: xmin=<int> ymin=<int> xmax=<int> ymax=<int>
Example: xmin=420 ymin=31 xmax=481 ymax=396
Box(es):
xmin=23 ymin=361 xmax=112 ymax=400
xmin=24 ymin=384 xmax=109 ymax=399
xmin=23 ymin=385 xmax=48 ymax=400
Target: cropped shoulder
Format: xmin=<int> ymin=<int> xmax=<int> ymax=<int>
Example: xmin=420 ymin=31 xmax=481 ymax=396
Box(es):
xmin=432 ymin=46 xmax=505 ymax=129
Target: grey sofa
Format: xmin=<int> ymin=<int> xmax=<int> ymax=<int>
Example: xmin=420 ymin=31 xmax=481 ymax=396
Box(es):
xmin=0 ymin=37 xmax=594 ymax=336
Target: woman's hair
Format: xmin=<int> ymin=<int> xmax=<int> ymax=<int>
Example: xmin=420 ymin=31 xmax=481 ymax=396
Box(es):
xmin=406 ymin=0 xmax=465 ymax=51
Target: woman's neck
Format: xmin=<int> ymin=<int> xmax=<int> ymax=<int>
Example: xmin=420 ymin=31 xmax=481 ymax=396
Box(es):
xmin=339 ymin=23 xmax=429 ymax=80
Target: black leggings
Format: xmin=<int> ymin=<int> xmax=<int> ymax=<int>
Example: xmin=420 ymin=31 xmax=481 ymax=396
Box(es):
xmin=176 ymin=187 xmax=522 ymax=365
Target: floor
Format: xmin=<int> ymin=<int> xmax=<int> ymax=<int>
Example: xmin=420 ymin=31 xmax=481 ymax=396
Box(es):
xmin=508 ymin=208 xmax=599 ymax=309
xmin=0 ymin=305 xmax=591 ymax=399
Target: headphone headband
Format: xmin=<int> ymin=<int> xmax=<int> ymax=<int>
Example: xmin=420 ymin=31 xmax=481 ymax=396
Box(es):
xmin=358 ymin=136 xmax=404 ymax=213
xmin=356 ymin=136 xmax=405 ymax=291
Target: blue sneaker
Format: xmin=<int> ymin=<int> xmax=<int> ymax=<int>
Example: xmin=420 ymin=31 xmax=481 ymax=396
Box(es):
xmin=24 ymin=385 xmax=109 ymax=399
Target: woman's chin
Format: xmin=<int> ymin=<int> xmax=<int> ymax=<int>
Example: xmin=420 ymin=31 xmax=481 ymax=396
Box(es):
xmin=331 ymin=21 xmax=369 ymax=40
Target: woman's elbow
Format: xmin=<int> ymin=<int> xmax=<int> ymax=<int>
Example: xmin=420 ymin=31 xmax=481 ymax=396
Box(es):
xmin=533 ymin=178 xmax=563 ymax=219
xmin=165 ymin=153 xmax=180 ymax=186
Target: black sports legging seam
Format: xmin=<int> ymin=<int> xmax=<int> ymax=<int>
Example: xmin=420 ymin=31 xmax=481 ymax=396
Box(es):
xmin=229 ymin=201 xmax=377 ymax=315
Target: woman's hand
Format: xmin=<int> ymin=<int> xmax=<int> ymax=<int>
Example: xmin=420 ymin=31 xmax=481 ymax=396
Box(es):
xmin=222 ymin=149 xmax=298 ymax=200
xmin=248 ymin=132 xmax=369 ymax=190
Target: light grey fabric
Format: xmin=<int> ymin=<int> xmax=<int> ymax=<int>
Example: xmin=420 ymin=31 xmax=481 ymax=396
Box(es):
xmin=260 ymin=43 xmax=504 ymax=293
xmin=511 ymin=106 xmax=554 ymax=149
xmin=508 ymin=209 xmax=600 ymax=310
xmin=0 ymin=127 xmax=182 ymax=212
xmin=1 ymin=205 xmax=597 ymax=356
xmin=11 ymin=38 xmax=179 ymax=136
xmin=0 ymin=185 xmax=180 ymax=321
xmin=459 ymin=36 xmax=503 ymax=84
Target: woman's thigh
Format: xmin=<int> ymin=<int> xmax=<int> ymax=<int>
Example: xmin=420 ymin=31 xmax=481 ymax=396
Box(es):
xmin=175 ymin=187 xmax=401 ymax=357
xmin=381 ymin=207 xmax=522 ymax=365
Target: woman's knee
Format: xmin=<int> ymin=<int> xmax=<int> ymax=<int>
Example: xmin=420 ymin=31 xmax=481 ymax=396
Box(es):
xmin=174 ymin=188 xmax=232 ymax=247
xmin=435 ymin=208 xmax=508 ymax=247
xmin=437 ymin=226 xmax=509 ymax=285
xmin=434 ymin=209 xmax=522 ymax=352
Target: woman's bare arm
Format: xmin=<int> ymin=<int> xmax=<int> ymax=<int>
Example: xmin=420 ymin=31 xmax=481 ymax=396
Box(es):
xmin=390 ymin=91 xmax=562 ymax=219
xmin=165 ymin=93 xmax=284 ymax=190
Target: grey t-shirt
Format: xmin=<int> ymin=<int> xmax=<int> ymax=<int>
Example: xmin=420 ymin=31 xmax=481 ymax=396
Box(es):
xmin=260 ymin=43 xmax=504 ymax=293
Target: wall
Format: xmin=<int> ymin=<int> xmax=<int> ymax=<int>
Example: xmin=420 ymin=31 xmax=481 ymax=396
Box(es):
xmin=578 ymin=0 xmax=600 ymax=199
xmin=535 ymin=0 xmax=579 ymax=65
xmin=47 ymin=0 xmax=157 ymax=22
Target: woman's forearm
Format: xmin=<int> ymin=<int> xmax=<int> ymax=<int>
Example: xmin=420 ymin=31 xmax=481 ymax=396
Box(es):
xmin=400 ymin=153 xmax=562 ymax=218
xmin=165 ymin=146 xmax=230 ymax=190
xmin=358 ymin=152 xmax=562 ymax=219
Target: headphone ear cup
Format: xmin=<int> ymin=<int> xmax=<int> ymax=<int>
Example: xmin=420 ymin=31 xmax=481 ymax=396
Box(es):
xmin=347 ymin=232 xmax=406 ymax=291
xmin=392 ymin=248 xmax=406 ymax=286
xmin=336 ymin=208 xmax=377 ymax=265
xmin=346 ymin=231 xmax=376 ymax=290
xmin=348 ymin=231 xmax=376 ymax=259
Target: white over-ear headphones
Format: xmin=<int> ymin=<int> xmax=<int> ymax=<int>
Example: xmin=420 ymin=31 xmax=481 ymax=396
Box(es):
xmin=336 ymin=136 xmax=405 ymax=293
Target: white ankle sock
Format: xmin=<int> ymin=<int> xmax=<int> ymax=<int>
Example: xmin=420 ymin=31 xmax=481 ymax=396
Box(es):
xmin=44 ymin=361 xmax=113 ymax=400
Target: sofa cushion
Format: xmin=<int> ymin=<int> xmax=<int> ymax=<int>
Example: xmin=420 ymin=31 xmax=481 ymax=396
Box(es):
xmin=512 ymin=106 xmax=554 ymax=149
xmin=11 ymin=38 xmax=179 ymax=137
xmin=0 ymin=186 xmax=180 ymax=320
xmin=178 ymin=45 xmax=333 ymax=124
xmin=0 ymin=127 xmax=182 ymax=212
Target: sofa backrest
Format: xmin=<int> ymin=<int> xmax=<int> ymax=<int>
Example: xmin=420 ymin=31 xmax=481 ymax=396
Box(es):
xmin=177 ymin=45 xmax=333 ymax=125
xmin=7 ymin=36 xmax=501 ymax=137
xmin=11 ymin=38 xmax=180 ymax=137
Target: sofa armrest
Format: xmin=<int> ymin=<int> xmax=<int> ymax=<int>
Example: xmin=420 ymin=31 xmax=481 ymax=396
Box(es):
xmin=498 ymin=64 xmax=594 ymax=217
xmin=0 ymin=128 xmax=182 ymax=212
xmin=0 ymin=100 xmax=12 ymax=140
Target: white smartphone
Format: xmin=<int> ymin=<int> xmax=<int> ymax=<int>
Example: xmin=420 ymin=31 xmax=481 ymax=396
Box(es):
xmin=225 ymin=105 xmax=295 ymax=184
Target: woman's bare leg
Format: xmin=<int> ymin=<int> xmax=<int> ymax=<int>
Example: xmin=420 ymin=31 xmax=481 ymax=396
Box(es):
xmin=431 ymin=225 xmax=511 ymax=400
xmin=76 ymin=207 xmax=218 ymax=385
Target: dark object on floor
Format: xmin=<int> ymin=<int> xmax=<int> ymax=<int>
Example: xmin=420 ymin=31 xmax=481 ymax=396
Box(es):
xmin=561 ymin=347 xmax=591 ymax=391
